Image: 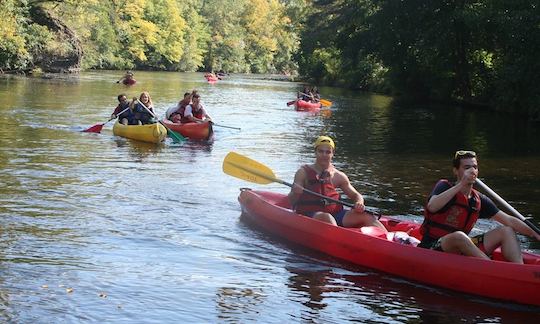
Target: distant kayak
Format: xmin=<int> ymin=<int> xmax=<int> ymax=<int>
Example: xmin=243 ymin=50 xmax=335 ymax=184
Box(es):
xmin=294 ymin=99 xmax=321 ymax=112
xmin=122 ymin=78 xmax=136 ymax=85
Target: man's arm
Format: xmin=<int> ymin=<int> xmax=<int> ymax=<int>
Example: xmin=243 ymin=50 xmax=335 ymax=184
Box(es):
xmin=337 ymin=172 xmax=365 ymax=212
xmin=288 ymin=168 xmax=306 ymax=206
xmin=492 ymin=211 xmax=540 ymax=240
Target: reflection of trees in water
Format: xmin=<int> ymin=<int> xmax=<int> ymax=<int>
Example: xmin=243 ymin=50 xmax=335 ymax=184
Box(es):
xmin=283 ymin=255 xmax=540 ymax=322
xmin=114 ymin=138 xmax=163 ymax=161
xmin=285 ymin=266 xmax=332 ymax=310
xmin=340 ymin=271 xmax=540 ymax=323
xmin=215 ymin=286 xmax=265 ymax=322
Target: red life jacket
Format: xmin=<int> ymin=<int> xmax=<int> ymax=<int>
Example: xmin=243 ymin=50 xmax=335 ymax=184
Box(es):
xmin=420 ymin=180 xmax=481 ymax=240
xmin=180 ymin=105 xmax=204 ymax=123
xmin=295 ymin=165 xmax=343 ymax=216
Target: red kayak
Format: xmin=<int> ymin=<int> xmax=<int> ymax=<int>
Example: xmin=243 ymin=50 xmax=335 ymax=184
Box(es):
xmin=161 ymin=119 xmax=213 ymax=140
xmin=294 ymin=99 xmax=321 ymax=112
xmin=238 ymin=189 xmax=540 ymax=307
xmin=122 ymin=78 xmax=136 ymax=85
xmin=205 ymin=75 xmax=219 ymax=83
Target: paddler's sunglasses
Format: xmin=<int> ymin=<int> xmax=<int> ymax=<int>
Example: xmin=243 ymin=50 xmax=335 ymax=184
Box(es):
xmin=454 ymin=150 xmax=476 ymax=159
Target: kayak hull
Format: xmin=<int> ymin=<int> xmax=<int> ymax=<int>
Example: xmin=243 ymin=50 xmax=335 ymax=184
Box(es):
xmin=238 ymin=189 xmax=540 ymax=307
xmin=161 ymin=120 xmax=213 ymax=140
xmin=112 ymin=121 xmax=167 ymax=143
xmin=294 ymin=100 xmax=321 ymax=112
xmin=122 ymin=79 xmax=136 ymax=85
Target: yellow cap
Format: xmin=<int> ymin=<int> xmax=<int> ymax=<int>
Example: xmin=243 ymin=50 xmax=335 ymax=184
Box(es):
xmin=314 ymin=136 xmax=335 ymax=149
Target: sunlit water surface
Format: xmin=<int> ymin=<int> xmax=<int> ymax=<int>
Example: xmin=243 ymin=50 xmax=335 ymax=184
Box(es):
xmin=1 ymin=71 xmax=539 ymax=322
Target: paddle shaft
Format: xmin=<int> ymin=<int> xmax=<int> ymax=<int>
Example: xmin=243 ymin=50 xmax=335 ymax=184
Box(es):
xmin=137 ymin=100 xmax=185 ymax=142
xmin=226 ymin=157 xmax=380 ymax=215
xmin=83 ymin=107 xmax=130 ymax=132
xmin=110 ymin=107 xmax=130 ymax=121
xmin=476 ymin=178 xmax=540 ymax=235
xmin=211 ymin=123 xmax=241 ymax=130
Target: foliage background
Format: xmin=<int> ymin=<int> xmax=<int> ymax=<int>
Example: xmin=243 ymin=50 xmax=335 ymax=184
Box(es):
xmin=1 ymin=0 xmax=539 ymax=117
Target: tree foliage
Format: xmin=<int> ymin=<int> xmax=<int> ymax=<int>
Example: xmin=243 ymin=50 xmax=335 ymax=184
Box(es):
xmin=297 ymin=0 xmax=540 ymax=117
xmin=0 ymin=0 xmax=299 ymax=73
xmin=1 ymin=0 xmax=539 ymax=117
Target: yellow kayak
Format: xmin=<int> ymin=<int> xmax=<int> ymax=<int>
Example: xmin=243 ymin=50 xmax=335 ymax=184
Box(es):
xmin=112 ymin=121 xmax=167 ymax=144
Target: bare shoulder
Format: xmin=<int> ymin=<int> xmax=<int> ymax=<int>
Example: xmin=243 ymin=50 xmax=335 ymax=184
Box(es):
xmin=295 ymin=165 xmax=308 ymax=178
xmin=331 ymin=168 xmax=350 ymax=186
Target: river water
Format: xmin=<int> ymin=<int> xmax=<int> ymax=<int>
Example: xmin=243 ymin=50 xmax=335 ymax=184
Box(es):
xmin=1 ymin=71 xmax=539 ymax=322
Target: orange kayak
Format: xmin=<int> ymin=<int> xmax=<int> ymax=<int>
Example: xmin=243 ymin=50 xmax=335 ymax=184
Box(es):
xmin=161 ymin=119 xmax=213 ymax=140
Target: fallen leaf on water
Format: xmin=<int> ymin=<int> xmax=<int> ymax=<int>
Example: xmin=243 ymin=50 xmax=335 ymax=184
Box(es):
xmin=66 ymin=288 xmax=74 ymax=293
xmin=41 ymin=285 xmax=48 ymax=289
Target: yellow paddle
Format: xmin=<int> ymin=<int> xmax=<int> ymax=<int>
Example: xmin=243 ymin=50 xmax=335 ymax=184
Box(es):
xmin=319 ymin=98 xmax=332 ymax=107
xmin=223 ymin=151 xmax=356 ymax=209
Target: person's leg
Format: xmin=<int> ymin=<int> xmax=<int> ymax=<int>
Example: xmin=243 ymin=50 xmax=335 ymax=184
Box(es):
xmin=312 ymin=212 xmax=337 ymax=225
xmin=341 ymin=210 xmax=387 ymax=232
xmin=440 ymin=232 xmax=490 ymax=259
xmin=483 ymin=226 xmax=523 ymax=264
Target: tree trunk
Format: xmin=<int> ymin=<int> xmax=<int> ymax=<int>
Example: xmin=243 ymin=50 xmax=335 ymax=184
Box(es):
xmin=29 ymin=5 xmax=83 ymax=73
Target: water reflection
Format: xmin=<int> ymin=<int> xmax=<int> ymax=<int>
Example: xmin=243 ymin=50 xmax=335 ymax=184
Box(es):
xmin=113 ymin=138 xmax=163 ymax=160
xmin=283 ymin=258 xmax=540 ymax=323
xmin=2 ymin=72 xmax=540 ymax=322
xmin=286 ymin=266 xmax=331 ymax=310
xmin=215 ymin=286 xmax=266 ymax=322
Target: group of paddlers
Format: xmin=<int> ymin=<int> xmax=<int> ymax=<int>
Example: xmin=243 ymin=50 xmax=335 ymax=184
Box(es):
xmin=165 ymin=90 xmax=212 ymax=124
xmin=298 ymin=85 xmax=321 ymax=103
xmin=110 ymin=90 xmax=212 ymax=126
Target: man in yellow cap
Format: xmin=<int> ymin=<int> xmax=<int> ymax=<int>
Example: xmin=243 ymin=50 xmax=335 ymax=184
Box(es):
xmin=288 ymin=135 xmax=387 ymax=231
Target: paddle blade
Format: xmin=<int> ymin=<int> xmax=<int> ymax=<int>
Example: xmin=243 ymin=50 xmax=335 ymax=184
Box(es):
xmin=223 ymin=152 xmax=277 ymax=184
xmin=167 ymin=128 xmax=185 ymax=143
xmin=287 ymin=100 xmax=296 ymax=106
xmin=82 ymin=123 xmax=104 ymax=133
xmin=320 ymin=99 xmax=332 ymax=107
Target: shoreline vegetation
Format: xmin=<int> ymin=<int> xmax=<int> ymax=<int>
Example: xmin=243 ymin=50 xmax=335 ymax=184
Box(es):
xmin=1 ymin=1 xmax=539 ymax=119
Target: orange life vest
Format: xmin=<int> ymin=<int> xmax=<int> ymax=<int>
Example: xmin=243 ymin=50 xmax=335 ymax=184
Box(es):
xmin=295 ymin=165 xmax=343 ymax=216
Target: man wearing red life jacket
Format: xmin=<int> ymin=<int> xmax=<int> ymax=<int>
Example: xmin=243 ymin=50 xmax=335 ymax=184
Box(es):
xmin=169 ymin=92 xmax=192 ymax=123
xmin=288 ymin=136 xmax=387 ymax=231
xmin=182 ymin=93 xmax=212 ymax=124
xmin=419 ymin=150 xmax=540 ymax=263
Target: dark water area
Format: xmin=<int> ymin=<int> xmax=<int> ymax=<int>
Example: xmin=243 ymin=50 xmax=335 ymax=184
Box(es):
xmin=0 ymin=71 xmax=539 ymax=322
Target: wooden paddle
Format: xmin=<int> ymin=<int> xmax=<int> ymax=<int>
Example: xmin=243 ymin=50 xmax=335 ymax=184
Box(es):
xmin=82 ymin=107 xmax=130 ymax=133
xmin=476 ymin=179 xmax=540 ymax=235
xmin=136 ymin=99 xmax=185 ymax=143
xmin=222 ymin=151 xmax=380 ymax=216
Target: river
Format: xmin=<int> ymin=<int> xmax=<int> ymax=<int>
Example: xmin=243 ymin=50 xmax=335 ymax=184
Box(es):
xmin=1 ymin=71 xmax=539 ymax=322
